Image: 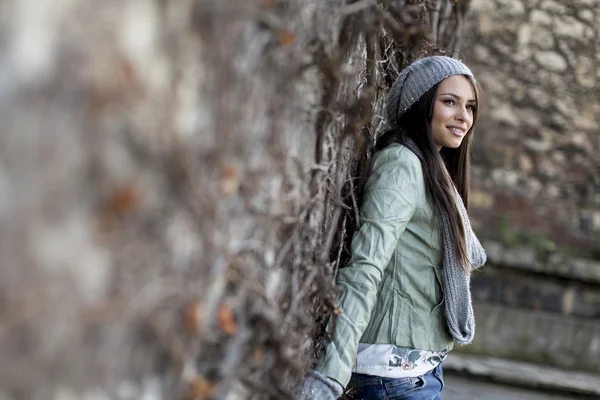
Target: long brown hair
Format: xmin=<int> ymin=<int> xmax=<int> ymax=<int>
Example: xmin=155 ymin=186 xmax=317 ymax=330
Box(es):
xmin=375 ymin=75 xmax=481 ymax=270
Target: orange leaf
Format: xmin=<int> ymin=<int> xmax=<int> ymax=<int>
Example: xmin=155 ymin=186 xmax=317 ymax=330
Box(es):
xmin=183 ymin=302 xmax=201 ymax=333
xmin=188 ymin=375 xmax=215 ymax=399
xmin=217 ymin=303 xmax=237 ymax=335
xmin=221 ymin=165 xmax=239 ymax=196
xmin=279 ymin=30 xmax=295 ymax=46
xmin=107 ymin=185 xmax=141 ymax=216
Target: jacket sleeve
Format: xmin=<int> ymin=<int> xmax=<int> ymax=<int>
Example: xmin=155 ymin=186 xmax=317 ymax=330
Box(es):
xmin=315 ymin=146 xmax=422 ymax=387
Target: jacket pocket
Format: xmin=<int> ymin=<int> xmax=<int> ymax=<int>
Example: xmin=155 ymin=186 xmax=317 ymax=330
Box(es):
xmin=392 ymin=295 xmax=427 ymax=342
xmin=430 ymin=266 xmax=444 ymax=315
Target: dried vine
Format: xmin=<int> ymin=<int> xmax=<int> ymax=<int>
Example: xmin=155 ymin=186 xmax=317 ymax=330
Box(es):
xmin=0 ymin=1 xmax=472 ymax=399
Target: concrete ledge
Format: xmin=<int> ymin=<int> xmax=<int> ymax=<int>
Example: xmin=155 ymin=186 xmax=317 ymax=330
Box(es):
xmin=471 ymin=265 xmax=600 ymax=318
xmin=444 ymin=353 xmax=600 ymax=397
xmin=483 ymin=240 xmax=600 ymax=284
xmin=463 ymin=302 xmax=600 ymax=373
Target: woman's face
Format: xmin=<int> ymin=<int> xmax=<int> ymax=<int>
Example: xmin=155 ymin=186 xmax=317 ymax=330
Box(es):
xmin=430 ymin=75 xmax=476 ymax=151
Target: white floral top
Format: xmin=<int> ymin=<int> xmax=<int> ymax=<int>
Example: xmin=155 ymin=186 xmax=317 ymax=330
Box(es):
xmin=353 ymin=343 xmax=448 ymax=378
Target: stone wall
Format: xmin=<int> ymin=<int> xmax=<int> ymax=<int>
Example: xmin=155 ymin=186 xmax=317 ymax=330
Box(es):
xmin=465 ymin=303 xmax=600 ymax=373
xmin=458 ymin=241 xmax=600 ymax=373
xmin=474 ymin=242 xmax=600 ymax=318
xmin=464 ymin=0 xmax=600 ymax=253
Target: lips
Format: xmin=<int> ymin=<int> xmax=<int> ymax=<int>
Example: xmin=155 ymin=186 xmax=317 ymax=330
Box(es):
xmin=447 ymin=126 xmax=466 ymax=137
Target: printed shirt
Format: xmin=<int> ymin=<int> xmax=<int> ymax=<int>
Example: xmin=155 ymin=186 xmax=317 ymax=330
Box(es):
xmin=353 ymin=343 xmax=448 ymax=378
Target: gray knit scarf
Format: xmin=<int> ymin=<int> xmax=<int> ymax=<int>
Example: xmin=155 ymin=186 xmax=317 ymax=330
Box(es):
xmin=401 ymin=138 xmax=486 ymax=345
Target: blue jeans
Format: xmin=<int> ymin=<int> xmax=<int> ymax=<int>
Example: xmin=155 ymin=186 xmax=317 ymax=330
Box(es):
xmin=343 ymin=364 xmax=444 ymax=399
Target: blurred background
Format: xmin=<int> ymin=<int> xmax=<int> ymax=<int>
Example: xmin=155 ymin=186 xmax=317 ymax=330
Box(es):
xmin=0 ymin=0 xmax=598 ymax=399
xmin=446 ymin=1 xmax=600 ymax=398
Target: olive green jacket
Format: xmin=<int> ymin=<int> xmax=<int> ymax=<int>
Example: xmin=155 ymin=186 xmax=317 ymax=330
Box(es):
xmin=315 ymin=144 xmax=454 ymax=387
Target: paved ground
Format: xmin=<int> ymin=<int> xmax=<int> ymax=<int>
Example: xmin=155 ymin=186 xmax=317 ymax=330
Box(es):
xmin=443 ymin=373 xmax=585 ymax=400
xmin=443 ymin=352 xmax=600 ymax=397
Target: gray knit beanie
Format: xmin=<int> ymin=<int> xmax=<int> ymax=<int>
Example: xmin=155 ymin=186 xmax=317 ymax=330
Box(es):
xmin=386 ymin=56 xmax=474 ymax=127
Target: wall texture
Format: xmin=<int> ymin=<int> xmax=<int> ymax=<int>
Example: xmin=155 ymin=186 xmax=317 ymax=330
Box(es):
xmin=8 ymin=0 xmax=599 ymax=397
xmin=464 ymin=0 xmax=600 ymax=253
xmin=458 ymin=240 xmax=600 ymax=373
xmin=0 ymin=1 xmax=469 ymax=399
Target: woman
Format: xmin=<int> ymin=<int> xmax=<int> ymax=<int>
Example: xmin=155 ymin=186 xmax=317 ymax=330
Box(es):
xmin=297 ymin=56 xmax=486 ymax=400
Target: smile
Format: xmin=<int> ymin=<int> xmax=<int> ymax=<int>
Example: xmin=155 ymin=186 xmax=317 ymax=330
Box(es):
xmin=447 ymin=126 xmax=466 ymax=137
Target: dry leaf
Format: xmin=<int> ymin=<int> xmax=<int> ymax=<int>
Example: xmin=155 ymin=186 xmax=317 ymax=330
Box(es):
xmin=188 ymin=375 xmax=215 ymax=399
xmin=183 ymin=302 xmax=202 ymax=333
xmin=279 ymin=30 xmax=295 ymax=46
xmin=107 ymin=185 xmax=141 ymax=216
xmin=217 ymin=303 xmax=237 ymax=335
xmin=221 ymin=165 xmax=240 ymax=195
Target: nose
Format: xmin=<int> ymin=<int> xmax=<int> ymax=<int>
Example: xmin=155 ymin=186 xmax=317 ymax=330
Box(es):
xmin=455 ymin=105 xmax=470 ymax=123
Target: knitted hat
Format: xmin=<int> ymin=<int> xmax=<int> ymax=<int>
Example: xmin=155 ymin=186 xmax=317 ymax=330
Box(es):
xmin=386 ymin=56 xmax=474 ymax=127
